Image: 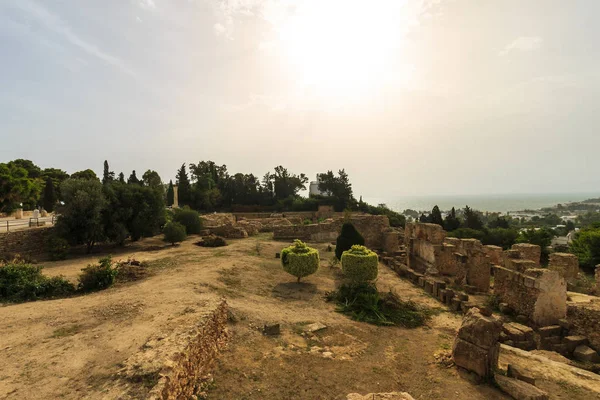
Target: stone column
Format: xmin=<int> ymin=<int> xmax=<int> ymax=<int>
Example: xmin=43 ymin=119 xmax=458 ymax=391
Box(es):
xmin=173 ymin=185 xmax=179 ymax=208
xmin=14 ymin=208 xmax=23 ymax=219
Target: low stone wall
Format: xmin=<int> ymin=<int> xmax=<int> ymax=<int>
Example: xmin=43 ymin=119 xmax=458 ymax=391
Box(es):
xmin=567 ymin=301 xmax=600 ymax=353
xmin=118 ymin=301 xmax=230 ymax=399
xmin=273 ymin=215 xmax=390 ymax=250
xmin=494 ymin=266 xmax=566 ymax=326
xmin=0 ymin=226 xmax=54 ymax=260
xmin=511 ymin=243 xmax=541 ymax=265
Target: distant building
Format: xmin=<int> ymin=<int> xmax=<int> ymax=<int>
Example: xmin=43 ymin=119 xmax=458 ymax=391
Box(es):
xmin=309 ymin=175 xmax=326 ymax=197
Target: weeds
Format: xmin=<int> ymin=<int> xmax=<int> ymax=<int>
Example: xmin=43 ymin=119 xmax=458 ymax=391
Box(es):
xmin=326 ymin=283 xmax=431 ymax=328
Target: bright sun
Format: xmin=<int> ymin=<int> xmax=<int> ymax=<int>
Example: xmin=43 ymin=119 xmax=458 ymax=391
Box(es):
xmin=271 ymin=0 xmax=415 ymax=104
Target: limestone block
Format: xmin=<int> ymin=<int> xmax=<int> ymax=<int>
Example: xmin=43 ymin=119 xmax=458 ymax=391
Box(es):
xmin=548 ymin=253 xmax=579 ymax=281
xmin=512 ymin=243 xmax=541 ymax=265
xmin=494 ymin=375 xmax=549 ymax=400
xmin=573 ymin=345 xmax=600 ymax=363
xmin=457 ymin=308 xmax=502 ymax=349
xmin=452 ymin=338 xmax=498 ymax=379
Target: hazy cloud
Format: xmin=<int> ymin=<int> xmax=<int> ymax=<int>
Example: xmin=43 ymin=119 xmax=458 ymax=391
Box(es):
xmin=499 ymin=36 xmax=542 ymax=56
xmin=138 ymin=0 xmax=156 ymax=10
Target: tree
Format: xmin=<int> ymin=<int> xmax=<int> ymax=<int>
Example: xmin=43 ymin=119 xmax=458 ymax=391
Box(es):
xmin=176 ymin=164 xmax=192 ymax=206
xmin=102 ymin=160 xmax=114 ymax=184
xmin=127 ymin=170 xmax=140 ymax=185
xmin=570 ymin=228 xmax=600 ymax=271
xmin=463 ymin=206 xmax=484 ymax=230
xmin=8 ymin=159 xmax=41 ymax=179
xmin=71 ymin=169 xmax=98 ymax=180
xmin=163 ymin=222 xmax=187 ymax=245
xmin=55 ymin=179 xmax=106 ymax=253
xmin=419 ymin=213 xmax=429 ymax=223
xmin=0 ymin=162 xmax=41 ymax=212
xmin=335 ymin=222 xmax=365 ymax=260
xmin=142 ymin=170 xmax=163 ymax=191
xmin=444 ymin=207 xmax=461 ymax=231
xmin=317 ymin=169 xmax=355 ymax=211
xmin=166 ymin=180 xmax=174 ymax=206
xmin=42 ymin=177 xmax=57 ymax=212
xmin=488 ymin=216 xmax=510 ymax=229
xmin=172 ymin=208 xmax=202 ymax=234
xmin=118 ymin=172 xmax=125 ymax=183
xmin=268 ymin=166 xmax=308 ymax=200
xmin=566 ymin=220 xmax=576 ymax=232
xmin=41 ymin=168 xmax=69 ymax=201
xmin=430 ymin=205 xmax=443 ymax=226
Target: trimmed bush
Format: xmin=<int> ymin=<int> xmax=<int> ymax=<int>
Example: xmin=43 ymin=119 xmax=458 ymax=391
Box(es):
xmin=0 ymin=262 xmax=75 ymax=302
xmin=281 ymin=239 xmax=320 ymax=282
xmin=173 ymin=208 xmax=202 ymax=234
xmin=163 ymin=221 xmax=187 ymax=245
xmin=78 ymin=256 xmax=118 ymax=292
xmin=46 ymin=236 xmax=70 ymax=261
xmin=335 ymin=222 xmax=365 ymax=259
xmin=341 ymin=245 xmax=378 ymax=283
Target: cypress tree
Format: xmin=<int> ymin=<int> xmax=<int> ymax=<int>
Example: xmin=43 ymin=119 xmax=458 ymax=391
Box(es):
xmin=118 ymin=172 xmax=125 ymax=183
xmin=102 ymin=160 xmax=114 ymax=184
xmin=166 ymin=180 xmax=174 ymax=206
xmin=176 ymin=164 xmax=191 ymax=206
xmin=335 ymin=222 xmax=365 ymax=260
xmin=430 ymin=205 xmax=444 ymax=226
xmin=42 ymin=177 xmax=57 ymax=212
xmin=128 ymin=170 xmax=140 ymax=184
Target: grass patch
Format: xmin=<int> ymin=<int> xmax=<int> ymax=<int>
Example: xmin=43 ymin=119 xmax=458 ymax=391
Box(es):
xmin=51 ymin=324 xmax=82 ymax=338
xmin=326 ymin=283 xmax=431 ymax=328
xmin=217 ymin=268 xmax=241 ymax=288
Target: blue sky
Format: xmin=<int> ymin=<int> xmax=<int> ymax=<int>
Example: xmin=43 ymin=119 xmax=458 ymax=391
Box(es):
xmin=1 ymin=0 xmax=599 ymax=199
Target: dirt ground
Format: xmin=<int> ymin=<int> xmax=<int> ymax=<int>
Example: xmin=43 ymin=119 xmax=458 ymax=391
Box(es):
xmin=1 ymin=233 xmax=598 ymax=399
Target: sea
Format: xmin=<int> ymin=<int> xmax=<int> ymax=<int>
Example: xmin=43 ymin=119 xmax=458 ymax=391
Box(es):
xmin=362 ymin=193 xmax=600 ymax=214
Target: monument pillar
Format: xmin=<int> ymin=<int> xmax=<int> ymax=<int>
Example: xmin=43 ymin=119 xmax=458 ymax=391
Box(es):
xmin=173 ymin=185 xmax=179 ymax=208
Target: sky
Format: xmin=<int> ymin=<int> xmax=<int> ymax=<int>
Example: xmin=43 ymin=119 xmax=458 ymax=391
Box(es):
xmin=1 ymin=0 xmax=600 ymax=200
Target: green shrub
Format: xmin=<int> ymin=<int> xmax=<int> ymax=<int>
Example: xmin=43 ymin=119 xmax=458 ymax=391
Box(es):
xmin=195 ymin=235 xmax=227 ymax=247
xmin=341 ymin=245 xmax=378 ymax=283
xmin=173 ymin=207 xmax=202 ymax=234
xmin=326 ymin=283 xmax=429 ymax=327
xmin=0 ymin=262 xmax=75 ymax=302
xmin=163 ymin=221 xmax=187 ymax=245
xmin=335 ymin=222 xmax=365 ymax=259
xmin=281 ymin=239 xmax=320 ymax=282
xmin=78 ymin=256 xmax=117 ymax=292
xmin=46 ymin=236 xmax=70 ymax=261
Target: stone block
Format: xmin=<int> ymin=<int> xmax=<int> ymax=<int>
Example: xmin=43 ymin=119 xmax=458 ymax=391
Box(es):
xmin=557 ymin=318 xmax=571 ymax=331
xmin=563 ymin=336 xmax=588 ymax=353
xmin=538 ymin=325 xmax=561 ymax=338
xmin=458 ymin=293 xmax=469 ymax=301
xmin=461 ymin=301 xmax=477 ymax=314
xmin=573 ymin=345 xmax=600 ymax=363
xmin=494 ymin=375 xmax=549 ymax=400
xmin=417 ymin=277 xmax=425 ymax=287
xmin=514 ymin=340 xmax=536 ymax=351
xmin=452 ymin=338 xmax=496 ymax=379
xmin=507 ymin=364 xmax=536 ymax=386
xmin=503 ymin=323 xmax=534 ymax=342
xmin=450 ymin=298 xmax=462 ymax=312
xmin=551 ymin=343 xmax=570 ymax=356
xmin=438 ymin=289 xmax=447 ymax=303
xmin=457 ymin=308 xmax=503 ymax=349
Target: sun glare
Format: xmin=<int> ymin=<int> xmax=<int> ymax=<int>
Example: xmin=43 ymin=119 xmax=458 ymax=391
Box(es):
xmin=271 ymin=0 xmax=414 ymax=104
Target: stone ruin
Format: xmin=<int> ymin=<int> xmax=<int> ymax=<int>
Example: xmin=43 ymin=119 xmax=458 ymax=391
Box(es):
xmin=404 ymin=223 xmax=492 ymax=293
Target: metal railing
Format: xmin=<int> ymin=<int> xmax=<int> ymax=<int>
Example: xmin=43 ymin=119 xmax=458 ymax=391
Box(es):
xmin=0 ymin=216 xmax=56 ymax=232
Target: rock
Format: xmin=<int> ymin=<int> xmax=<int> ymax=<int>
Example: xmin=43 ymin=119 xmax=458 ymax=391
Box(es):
xmin=507 ymin=364 xmax=536 ymax=386
xmin=562 ymin=336 xmax=588 ymax=353
xmin=494 ymin=375 xmax=549 ymax=400
xmin=263 ymin=324 xmax=281 ymax=336
xmin=538 ymin=325 xmax=561 ymax=338
xmin=322 ymin=351 xmax=333 ymax=359
xmin=478 ymin=306 xmax=493 ymax=317
xmin=516 ymin=315 xmax=529 ymax=324
xmin=458 ymin=308 xmax=502 ymax=349
xmin=503 ymin=323 xmax=534 ymax=342
xmin=499 ymin=303 xmax=514 ymax=315
xmin=347 ymin=392 xmax=415 ymax=400
xmin=573 ymin=345 xmax=600 ymax=363
xmin=557 ymin=318 xmax=571 ymax=331
xmin=452 ymin=338 xmax=498 ymax=379
xmin=304 ymin=322 xmax=327 ymax=333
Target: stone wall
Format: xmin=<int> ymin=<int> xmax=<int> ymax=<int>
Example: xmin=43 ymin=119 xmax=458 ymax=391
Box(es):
xmin=567 ymin=301 xmax=600 ymax=353
xmin=494 ymin=266 xmax=566 ymax=326
xmin=0 ymin=226 xmax=54 ymax=260
xmin=118 ymin=301 xmax=230 ymax=399
xmin=511 ymin=243 xmax=541 ymax=265
xmin=404 ymin=223 xmax=491 ymax=292
xmin=273 ymin=215 xmax=390 ymax=250
xmin=548 ymin=253 xmax=579 ymax=281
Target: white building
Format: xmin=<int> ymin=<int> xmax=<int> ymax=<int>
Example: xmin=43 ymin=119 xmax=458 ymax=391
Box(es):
xmin=309 ymin=175 xmax=326 ymax=197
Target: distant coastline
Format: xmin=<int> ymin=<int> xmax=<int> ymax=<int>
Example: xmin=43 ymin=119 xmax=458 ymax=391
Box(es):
xmin=363 ymin=193 xmax=600 ymax=214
